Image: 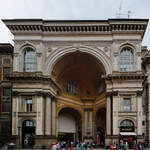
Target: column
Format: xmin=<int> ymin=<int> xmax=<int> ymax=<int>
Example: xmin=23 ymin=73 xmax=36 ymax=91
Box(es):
xmin=16 ymin=96 xmax=19 ymax=135
xmin=52 ymin=99 xmax=56 ymax=136
xmin=89 ymin=111 xmax=93 ymax=137
xmin=36 ymin=95 xmax=44 ymax=135
xmin=137 ymin=92 xmax=142 ymax=136
xmin=36 ymin=52 xmax=42 ymax=72
xmin=84 ymin=109 xmax=93 ymax=138
xmin=112 ymin=92 xmax=119 ymax=135
xmin=12 ymin=96 xmax=17 ymax=135
xmin=147 ymin=83 xmax=150 ymax=145
xmin=13 ymin=53 xmax=19 ymax=72
xmin=45 ymin=96 xmax=52 ymax=135
xmin=146 ymin=63 xmax=150 ymax=145
xmin=106 ymin=93 xmax=111 ymax=136
xmin=84 ymin=110 xmax=88 ymax=136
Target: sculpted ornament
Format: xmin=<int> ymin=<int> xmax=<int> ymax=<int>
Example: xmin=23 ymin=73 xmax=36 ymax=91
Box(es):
xmin=104 ymin=46 xmax=109 ymax=52
xmin=14 ymin=53 xmax=19 ymax=57
xmin=37 ymin=53 xmax=42 ymax=57
xmin=113 ymin=52 xmax=119 ymax=57
xmin=14 ymin=44 xmax=21 ymax=52
xmin=136 ymin=52 xmax=141 ymax=57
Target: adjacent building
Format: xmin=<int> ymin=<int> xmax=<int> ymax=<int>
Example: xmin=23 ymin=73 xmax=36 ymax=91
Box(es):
xmin=0 ymin=43 xmax=13 ymax=144
xmin=2 ymin=19 xmax=150 ymax=148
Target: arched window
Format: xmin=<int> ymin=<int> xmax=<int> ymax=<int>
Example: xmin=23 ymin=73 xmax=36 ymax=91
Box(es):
xmin=23 ymin=48 xmax=36 ymax=72
xmin=23 ymin=120 xmax=36 ymax=127
xmin=120 ymin=120 xmax=134 ymax=127
xmin=120 ymin=119 xmax=134 ymax=132
xmin=120 ymin=47 xmax=134 ymax=72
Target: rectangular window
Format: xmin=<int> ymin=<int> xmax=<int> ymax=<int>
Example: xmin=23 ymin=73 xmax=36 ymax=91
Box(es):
xmin=3 ymin=58 xmax=11 ymax=65
xmin=26 ymin=98 xmax=32 ymax=112
xmin=2 ymin=102 xmax=11 ymax=112
xmin=142 ymin=121 xmax=145 ymax=126
xmin=3 ymin=88 xmax=11 ymax=97
xmin=0 ymin=121 xmax=10 ymax=135
xmin=123 ymin=98 xmax=131 ymax=112
xmin=3 ymin=67 xmax=11 ymax=76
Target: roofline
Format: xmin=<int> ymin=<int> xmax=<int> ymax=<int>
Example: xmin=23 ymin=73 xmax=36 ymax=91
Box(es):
xmin=0 ymin=43 xmax=13 ymax=48
xmin=2 ymin=18 xmax=149 ymax=40
xmin=2 ymin=18 xmax=149 ymax=23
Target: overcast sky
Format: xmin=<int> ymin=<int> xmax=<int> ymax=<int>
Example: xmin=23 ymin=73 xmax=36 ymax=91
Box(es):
xmin=0 ymin=0 xmax=150 ymax=48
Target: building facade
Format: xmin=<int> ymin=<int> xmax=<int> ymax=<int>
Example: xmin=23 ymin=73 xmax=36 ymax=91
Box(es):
xmin=0 ymin=44 xmax=13 ymax=145
xmin=3 ymin=19 xmax=150 ymax=148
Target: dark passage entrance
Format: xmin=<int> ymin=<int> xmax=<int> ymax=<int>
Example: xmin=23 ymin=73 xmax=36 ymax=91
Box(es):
xmin=58 ymin=133 xmax=74 ymax=142
xmin=22 ymin=120 xmax=35 ymax=148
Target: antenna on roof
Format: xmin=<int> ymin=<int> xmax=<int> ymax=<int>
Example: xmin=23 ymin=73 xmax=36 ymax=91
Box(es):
xmin=116 ymin=0 xmax=134 ymax=18
xmin=116 ymin=0 xmax=123 ymax=18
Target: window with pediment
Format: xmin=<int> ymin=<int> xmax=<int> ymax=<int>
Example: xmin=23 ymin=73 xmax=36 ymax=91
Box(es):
xmin=120 ymin=47 xmax=134 ymax=72
xmin=23 ymin=48 xmax=36 ymax=72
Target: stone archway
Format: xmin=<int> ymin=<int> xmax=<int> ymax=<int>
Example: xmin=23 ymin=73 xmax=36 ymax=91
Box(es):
xmin=58 ymin=107 xmax=82 ymax=142
xmin=50 ymin=48 xmax=108 ymax=141
xmin=45 ymin=45 xmax=112 ymax=76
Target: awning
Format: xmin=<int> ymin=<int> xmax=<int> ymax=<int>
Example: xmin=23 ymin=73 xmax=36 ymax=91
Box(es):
xmin=120 ymin=132 xmax=136 ymax=136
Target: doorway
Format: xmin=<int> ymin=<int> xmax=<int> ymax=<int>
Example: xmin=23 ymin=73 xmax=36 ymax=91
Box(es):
xmin=22 ymin=120 xmax=35 ymax=148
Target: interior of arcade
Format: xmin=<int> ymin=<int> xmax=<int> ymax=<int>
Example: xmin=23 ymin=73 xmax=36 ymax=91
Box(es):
xmin=51 ymin=51 xmax=106 ymax=100
xmin=51 ymin=51 xmax=107 ymax=142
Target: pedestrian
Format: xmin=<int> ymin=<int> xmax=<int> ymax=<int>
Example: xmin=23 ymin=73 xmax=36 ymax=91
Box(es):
xmin=138 ymin=142 xmax=143 ymax=150
xmin=110 ymin=143 xmax=114 ymax=150
xmin=9 ymin=143 xmax=15 ymax=150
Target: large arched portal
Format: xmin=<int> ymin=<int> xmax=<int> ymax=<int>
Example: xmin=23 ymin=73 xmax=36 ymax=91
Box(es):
xmin=52 ymin=51 xmax=107 ymax=140
xmin=58 ymin=107 xmax=82 ymax=142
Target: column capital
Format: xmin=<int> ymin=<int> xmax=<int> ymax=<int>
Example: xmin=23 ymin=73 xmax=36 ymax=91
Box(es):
xmin=106 ymin=92 xmax=112 ymax=97
xmin=35 ymin=91 xmax=54 ymax=98
xmin=84 ymin=108 xmax=93 ymax=111
xmin=106 ymin=91 xmax=118 ymax=96
xmin=136 ymin=90 xmax=143 ymax=96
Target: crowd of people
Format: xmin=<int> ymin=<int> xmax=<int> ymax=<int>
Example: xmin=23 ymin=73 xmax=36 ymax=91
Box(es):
xmin=51 ymin=141 xmax=146 ymax=150
xmin=51 ymin=141 xmax=102 ymax=150
xmin=110 ymin=141 xmax=145 ymax=150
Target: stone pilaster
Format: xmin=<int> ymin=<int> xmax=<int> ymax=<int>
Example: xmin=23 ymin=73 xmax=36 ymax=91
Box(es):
xmin=84 ymin=111 xmax=88 ymax=136
xmin=36 ymin=95 xmax=44 ymax=135
xmin=12 ymin=96 xmax=17 ymax=135
xmin=84 ymin=109 xmax=93 ymax=138
xmin=45 ymin=96 xmax=52 ymax=135
xmin=13 ymin=53 xmax=19 ymax=72
xmin=137 ymin=92 xmax=143 ymax=136
xmin=37 ymin=52 xmax=42 ymax=72
xmin=12 ymin=95 xmax=20 ymax=135
xmin=106 ymin=93 xmax=111 ymax=135
xmin=105 ymin=93 xmax=112 ymax=145
xmin=147 ymin=84 xmax=150 ymax=144
xmin=52 ymin=99 xmax=56 ymax=136
xmin=112 ymin=92 xmax=118 ymax=135
xmin=145 ymin=62 xmax=150 ymax=145
xmin=136 ymin=51 xmax=141 ymax=71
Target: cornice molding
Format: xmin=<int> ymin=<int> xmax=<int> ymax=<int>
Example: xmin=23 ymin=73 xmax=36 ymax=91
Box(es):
xmin=6 ymin=24 xmax=146 ymax=34
xmin=6 ymin=72 xmax=61 ymax=91
xmin=3 ymin=19 xmax=148 ymax=38
xmin=103 ymin=72 xmax=147 ymax=80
